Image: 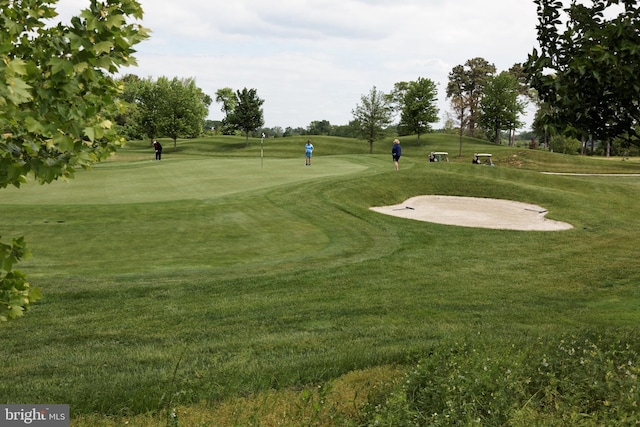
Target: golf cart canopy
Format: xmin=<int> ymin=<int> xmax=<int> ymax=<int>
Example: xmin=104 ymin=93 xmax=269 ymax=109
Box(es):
xmin=473 ymin=153 xmax=494 ymax=166
xmin=429 ymin=151 xmax=449 ymax=162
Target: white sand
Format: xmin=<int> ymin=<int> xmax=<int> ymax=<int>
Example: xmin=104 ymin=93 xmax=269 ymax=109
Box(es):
xmin=370 ymin=196 xmax=573 ymax=231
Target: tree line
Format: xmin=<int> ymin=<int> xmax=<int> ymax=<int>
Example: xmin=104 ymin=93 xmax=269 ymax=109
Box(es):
xmin=210 ymin=66 xmax=525 ymax=155
xmin=213 ymin=76 xmax=440 ymax=155
xmin=115 ymin=67 xmax=520 ymax=156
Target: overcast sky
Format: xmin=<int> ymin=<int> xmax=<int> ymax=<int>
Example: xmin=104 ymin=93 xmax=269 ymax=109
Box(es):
xmin=55 ymin=0 xmax=542 ymax=130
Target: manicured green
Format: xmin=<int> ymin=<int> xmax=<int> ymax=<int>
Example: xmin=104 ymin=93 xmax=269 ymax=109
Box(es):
xmin=0 ymin=134 xmax=638 ymax=423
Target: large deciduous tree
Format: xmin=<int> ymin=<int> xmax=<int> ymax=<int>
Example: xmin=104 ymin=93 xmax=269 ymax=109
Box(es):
xmin=157 ymin=77 xmax=211 ymax=148
xmin=0 ymin=0 xmax=148 ymax=320
xmin=478 ymin=71 xmax=526 ymax=145
xmin=215 ymin=87 xmax=237 ymax=117
xmin=119 ymin=76 xmax=211 ymax=146
xmin=446 ymin=58 xmax=496 ymax=139
xmin=524 ymin=0 xmax=640 ymax=153
xmin=307 ymin=120 xmax=332 ymax=135
xmin=119 ymin=75 xmax=161 ymax=140
xmin=227 ymin=88 xmax=265 ymax=145
xmin=397 ymin=77 xmax=439 ymax=144
xmin=115 ymin=74 xmax=146 ymax=140
xmin=389 ymin=81 xmax=410 ymax=120
xmin=215 ymin=87 xmax=238 ymax=135
xmin=352 ymin=86 xmax=393 ymax=154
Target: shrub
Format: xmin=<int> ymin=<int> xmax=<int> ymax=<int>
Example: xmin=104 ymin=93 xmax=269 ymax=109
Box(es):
xmin=550 ymin=135 xmax=582 ymax=155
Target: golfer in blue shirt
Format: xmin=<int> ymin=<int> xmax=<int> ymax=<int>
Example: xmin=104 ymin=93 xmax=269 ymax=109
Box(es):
xmin=305 ymin=140 xmax=314 ymax=166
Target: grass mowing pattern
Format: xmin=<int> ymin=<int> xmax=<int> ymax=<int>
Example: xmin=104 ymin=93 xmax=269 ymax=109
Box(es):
xmin=1 ymin=134 xmax=639 ymax=423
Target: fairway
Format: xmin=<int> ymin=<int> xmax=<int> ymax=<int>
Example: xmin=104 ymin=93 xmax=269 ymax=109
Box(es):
xmin=1 ymin=135 xmax=639 ymax=425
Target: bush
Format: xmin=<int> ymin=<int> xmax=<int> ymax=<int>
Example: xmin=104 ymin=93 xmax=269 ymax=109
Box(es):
xmin=550 ymin=135 xmax=582 ymax=155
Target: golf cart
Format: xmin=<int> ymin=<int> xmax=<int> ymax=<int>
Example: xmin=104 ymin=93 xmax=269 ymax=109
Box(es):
xmin=429 ymin=151 xmax=449 ymax=162
xmin=472 ymin=153 xmax=494 ymax=166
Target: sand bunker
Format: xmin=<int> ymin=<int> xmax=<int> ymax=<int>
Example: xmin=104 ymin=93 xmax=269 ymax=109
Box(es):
xmin=370 ymin=196 xmax=573 ymax=231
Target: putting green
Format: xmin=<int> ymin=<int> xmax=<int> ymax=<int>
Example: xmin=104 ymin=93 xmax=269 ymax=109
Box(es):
xmin=1 ymin=157 xmax=367 ymax=205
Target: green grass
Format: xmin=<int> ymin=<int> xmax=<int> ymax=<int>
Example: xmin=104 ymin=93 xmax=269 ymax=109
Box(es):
xmin=1 ymin=134 xmax=639 ymax=425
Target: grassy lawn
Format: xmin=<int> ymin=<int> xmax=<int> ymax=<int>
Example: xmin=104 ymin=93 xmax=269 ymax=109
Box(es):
xmin=1 ymin=134 xmax=639 ymax=425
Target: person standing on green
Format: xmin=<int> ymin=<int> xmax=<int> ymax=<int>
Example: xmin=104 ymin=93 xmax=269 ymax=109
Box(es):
xmin=153 ymin=139 xmax=162 ymax=160
xmin=305 ymin=139 xmax=314 ymax=166
xmin=391 ymin=138 xmax=401 ymax=171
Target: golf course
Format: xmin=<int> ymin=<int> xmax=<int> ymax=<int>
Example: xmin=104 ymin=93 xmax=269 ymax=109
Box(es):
xmin=1 ymin=134 xmax=639 ymax=426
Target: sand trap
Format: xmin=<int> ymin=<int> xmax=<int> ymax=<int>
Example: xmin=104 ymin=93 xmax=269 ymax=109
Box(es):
xmin=370 ymin=196 xmax=573 ymax=231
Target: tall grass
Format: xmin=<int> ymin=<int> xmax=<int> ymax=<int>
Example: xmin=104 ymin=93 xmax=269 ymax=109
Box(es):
xmin=0 ymin=134 xmax=638 ymax=425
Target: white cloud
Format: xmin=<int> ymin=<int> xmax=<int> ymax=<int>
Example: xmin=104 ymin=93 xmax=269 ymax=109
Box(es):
xmin=54 ymin=0 xmax=544 ymax=129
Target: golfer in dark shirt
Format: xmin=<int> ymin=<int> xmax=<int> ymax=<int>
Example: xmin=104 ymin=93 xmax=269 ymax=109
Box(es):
xmin=391 ymin=139 xmax=401 ymax=171
xmin=153 ymin=139 xmax=162 ymax=160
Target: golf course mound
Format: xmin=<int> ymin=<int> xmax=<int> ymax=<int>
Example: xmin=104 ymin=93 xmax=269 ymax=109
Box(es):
xmin=371 ymin=195 xmax=573 ymax=231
